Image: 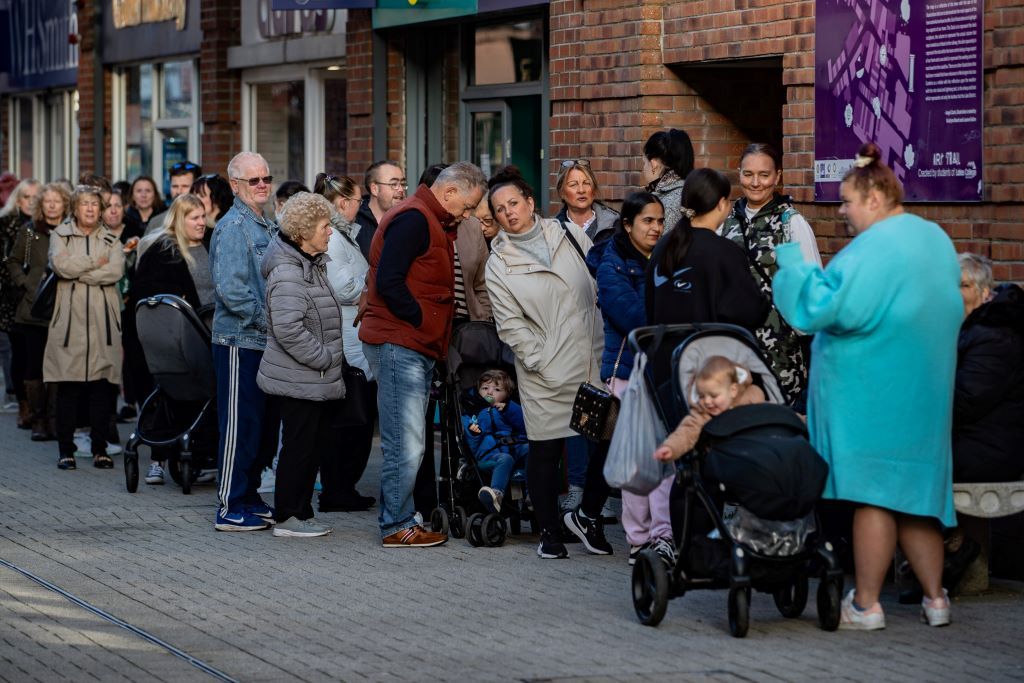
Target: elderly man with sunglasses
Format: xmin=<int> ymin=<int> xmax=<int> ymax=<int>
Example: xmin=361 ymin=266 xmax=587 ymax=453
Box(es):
xmin=209 ymin=151 xmax=280 ymax=532
xmin=144 ymin=160 xmax=203 ymax=236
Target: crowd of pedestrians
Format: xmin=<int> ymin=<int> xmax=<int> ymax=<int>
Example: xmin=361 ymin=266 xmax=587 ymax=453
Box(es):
xmin=1 ymin=131 xmax=1021 ymax=633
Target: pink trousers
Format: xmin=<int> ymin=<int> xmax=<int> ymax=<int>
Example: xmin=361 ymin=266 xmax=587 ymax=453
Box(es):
xmin=608 ymin=377 xmax=674 ymax=547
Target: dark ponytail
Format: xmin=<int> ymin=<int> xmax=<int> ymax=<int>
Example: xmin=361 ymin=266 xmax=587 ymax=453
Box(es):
xmin=657 ymin=168 xmax=731 ymax=275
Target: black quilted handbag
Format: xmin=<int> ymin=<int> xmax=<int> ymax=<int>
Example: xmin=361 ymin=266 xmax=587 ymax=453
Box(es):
xmin=570 ymin=381 xmax=620 ymax=442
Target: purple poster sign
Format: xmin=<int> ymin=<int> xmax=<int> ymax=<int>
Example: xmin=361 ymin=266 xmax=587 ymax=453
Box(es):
xmin=815 ymin=0 xmax=983 ymax=202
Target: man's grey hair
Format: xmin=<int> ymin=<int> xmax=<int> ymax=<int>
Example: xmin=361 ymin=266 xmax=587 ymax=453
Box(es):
xmin=959 ymin=252 xmax=993 ymax=292
xmin=434 ymin=161 xmax=487 ymax=194
xmin=227 ymin=152 xmax=269 ymax=181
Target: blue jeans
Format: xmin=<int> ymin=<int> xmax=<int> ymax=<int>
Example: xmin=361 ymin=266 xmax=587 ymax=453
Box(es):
xmin=566 ymin=435 xmax=589 ymax=487
xmin=477 ymin=440 xmax=529 ymax=493
xmin=364 ymin=342 xmax=434 ymax=538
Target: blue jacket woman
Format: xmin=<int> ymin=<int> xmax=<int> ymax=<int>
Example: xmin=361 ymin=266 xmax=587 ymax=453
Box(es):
xmin=586 ymin=229 xmax=649 ymax=382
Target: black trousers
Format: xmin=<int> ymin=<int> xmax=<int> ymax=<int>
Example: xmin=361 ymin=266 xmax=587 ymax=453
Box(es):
xmin=56 ymin=380 xmax=116 ymax=457
xmin=274 ymin=396 xmax=342 ymax=523
xmin=527 ymin=437 xmax=611 ymax=534
xmin=412 ymin=399 xmax=438 ymax=514
xmin=320 ymin=383 xmax=377 ymax=504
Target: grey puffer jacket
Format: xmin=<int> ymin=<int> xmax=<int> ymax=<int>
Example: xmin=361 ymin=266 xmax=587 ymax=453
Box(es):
xmin=257 ymin=234 xmax=346 ymax=401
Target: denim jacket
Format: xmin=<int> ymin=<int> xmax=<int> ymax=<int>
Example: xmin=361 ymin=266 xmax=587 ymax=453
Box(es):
xmin=210 ymin=196 xmax=278 ymax=349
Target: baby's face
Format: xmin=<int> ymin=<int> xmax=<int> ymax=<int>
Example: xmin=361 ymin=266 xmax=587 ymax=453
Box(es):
xmin=695 ymin=375 xmax=738 ymax=416
xmin=479 ymin=380 xmax=508 ymax=405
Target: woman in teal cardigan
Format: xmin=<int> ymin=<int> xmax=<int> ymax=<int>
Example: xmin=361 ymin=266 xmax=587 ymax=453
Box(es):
xmin=772 ymin=143 xmax=962 ymax=631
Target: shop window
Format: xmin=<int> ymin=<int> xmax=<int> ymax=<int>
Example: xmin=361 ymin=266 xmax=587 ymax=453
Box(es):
xmin=116 ymin=60 xmax=197 ymax=189
xmin=323 ymin=78 xmax=347 ymax=175
xmin=253 ymin=81 xmax=305 ymax=183
xmin=471 ymin=20 xmax=543 ymax=86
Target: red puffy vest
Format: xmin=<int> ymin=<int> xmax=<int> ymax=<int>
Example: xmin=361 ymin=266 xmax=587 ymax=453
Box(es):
xmin=359 ymin=184 xmax=457 ymax=360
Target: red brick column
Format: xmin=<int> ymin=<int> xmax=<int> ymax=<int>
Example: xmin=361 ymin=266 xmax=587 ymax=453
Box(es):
xmin=345 ymin=9 xmax=374 ymax=180
xmin=199 ymin=0 xmax=242 ymax=178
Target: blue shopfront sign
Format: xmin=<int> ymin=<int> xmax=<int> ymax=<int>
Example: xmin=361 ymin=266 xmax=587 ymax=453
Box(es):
xmin=0 ymin=0 xmax=79 ymax=92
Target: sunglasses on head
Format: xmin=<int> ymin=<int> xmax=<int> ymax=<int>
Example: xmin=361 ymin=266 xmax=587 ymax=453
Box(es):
xmin=560 ymin=159 xmax=591 ymax=168
xmin=199 ymin=173 xmax=220 ymax=182
xmin=234 ymin=176 xmax=274 ymax=187
xmin=170 ymin=161 xmax=201 ymax=173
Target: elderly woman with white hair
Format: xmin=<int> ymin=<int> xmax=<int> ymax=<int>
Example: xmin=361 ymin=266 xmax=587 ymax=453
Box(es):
xmin=257 ymin=192 xmax=346 ymax=538
xmin=954 ymin=252 xmax=1024 ymax=483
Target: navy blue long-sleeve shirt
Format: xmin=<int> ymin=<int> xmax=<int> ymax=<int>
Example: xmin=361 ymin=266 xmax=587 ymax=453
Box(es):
xmin=375 ymin=210 xmax=430 ymax=328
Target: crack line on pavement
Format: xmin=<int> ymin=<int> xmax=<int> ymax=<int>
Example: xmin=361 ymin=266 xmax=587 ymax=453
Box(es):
xmin=0 ymin=558 xmax=238 ymax=683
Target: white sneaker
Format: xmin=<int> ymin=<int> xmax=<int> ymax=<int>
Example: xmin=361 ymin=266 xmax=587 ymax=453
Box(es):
xmin=145 ymin=463 xmax=165 ymax=485
xmin=921 ymin=588 xmax=951 ymax=627
xmin=73 ymin=432 xmax=91 ymax=457
xmin=560 ymin=484 xmax=583 ymax=513
xmin=106 ymin=442 xmax=122 ymax=456
xmin=273 ymin=517 xmax=333 ymax=538
xmin=839 ymin=589 xmax=886 ymax=631
xmin=195 ymin=469 xmax=217 ymax=484
xmin=257 ymin=468 xmax=276 ymax=493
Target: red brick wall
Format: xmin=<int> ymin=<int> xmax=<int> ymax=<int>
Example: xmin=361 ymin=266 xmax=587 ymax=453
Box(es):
xmin=386 ymin=38 xmax=406 ymax=169
xmin=199 ymin=0 xmax=241 ymax=178
xmin=345 ymin=9 xmax=374 ymax=181
xmin=548 ymin=0 xmax=1024 ymax=280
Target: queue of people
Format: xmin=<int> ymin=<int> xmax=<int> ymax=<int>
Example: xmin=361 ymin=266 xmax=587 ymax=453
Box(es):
xmin=0 ymin=132 xmax=1017 ymax=636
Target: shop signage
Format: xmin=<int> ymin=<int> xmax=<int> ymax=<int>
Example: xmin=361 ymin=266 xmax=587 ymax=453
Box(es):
xmin=259 ymin=0 xmax=337 ymax=38
xmin=112 ymin=0 xmax=186 ymax=31
xmin=814 ymin=0 xmax=983 ymax=202
xmin=0 ymin=0 xmax=79 ymax=90
xmin=271 ymin=1 xmax=375 ymax=8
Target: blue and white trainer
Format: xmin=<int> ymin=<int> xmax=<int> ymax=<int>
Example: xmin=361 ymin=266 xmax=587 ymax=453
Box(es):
xmin=215 ymin=511 xmax=271 ymax=532
xmin=245 ymin=501 xmax=276 ymax=525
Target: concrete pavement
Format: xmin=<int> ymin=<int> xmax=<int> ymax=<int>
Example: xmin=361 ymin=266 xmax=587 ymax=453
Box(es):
xmin=1 ymin=413 xmax=1023 ymax=682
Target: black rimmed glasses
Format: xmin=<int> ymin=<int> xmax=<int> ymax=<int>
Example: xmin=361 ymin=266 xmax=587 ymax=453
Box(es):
xmin=233 ymin=175 xmax=273 ymax=187
xmin=376 ymin=179 xmax=408 ymax=191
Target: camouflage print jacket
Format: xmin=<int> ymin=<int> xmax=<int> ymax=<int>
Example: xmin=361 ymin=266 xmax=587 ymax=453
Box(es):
xmin=720 ymin=194 xmax=808 ymax=405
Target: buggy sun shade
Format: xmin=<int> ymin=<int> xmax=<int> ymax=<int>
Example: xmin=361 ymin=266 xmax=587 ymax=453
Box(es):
xmin=136 ymin=295 xmax=215 ymax=403
xmin=446 ymin=321 xmax=516 ymax=392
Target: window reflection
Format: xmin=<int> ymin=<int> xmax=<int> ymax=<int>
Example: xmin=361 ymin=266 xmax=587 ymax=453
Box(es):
xmin=472 ymin=20 xmax=543 ymax=86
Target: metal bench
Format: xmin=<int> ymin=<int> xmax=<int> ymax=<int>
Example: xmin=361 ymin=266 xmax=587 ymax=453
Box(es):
xmin=952 ymin=481 xmax=1024 ymax=593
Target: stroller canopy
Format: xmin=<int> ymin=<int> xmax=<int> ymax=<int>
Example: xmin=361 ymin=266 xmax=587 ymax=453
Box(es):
xmin=447 ymin=321 xmax=516 ymax=393
xmin=673 ymin=328 xmax=785 ymax=408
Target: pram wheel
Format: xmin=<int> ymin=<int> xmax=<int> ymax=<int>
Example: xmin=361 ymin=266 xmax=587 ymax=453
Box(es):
xmin=482 ymin=514 xmax=506 ymax=547
xmin=467 ymin=513 xmax=485 ymax=547
xmin=430 ymin=507 xmax=450 ymax=536
xmin=631 ymin=550 xmax=669 ymax=627
xmin=451 ymin=506 xmax=467 ymax=539
xmin=727 ymin=586 xmax=750 ymax=638
xmin=124 ymin=450 xmax=139 ymax=493
xmin=773 ymin=573 xmax=809 ymax=618
xmin=167 ymin=459 xmax=196 ymax=494
xmin=816 ymin=577 xmax=843 ymax=632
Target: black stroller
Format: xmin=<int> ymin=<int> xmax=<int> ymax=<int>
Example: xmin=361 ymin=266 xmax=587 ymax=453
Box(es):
xmin=123 ymin=295 xmax=218 ymax=495
xmin=627 ymin=324 xmax=843 ymax=637
xmin=429 ymin=321 xmax=534 ymax=547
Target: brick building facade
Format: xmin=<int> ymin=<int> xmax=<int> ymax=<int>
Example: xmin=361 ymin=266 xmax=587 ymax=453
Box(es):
xmin=2 ymin=1 xmax=1022 ymax=278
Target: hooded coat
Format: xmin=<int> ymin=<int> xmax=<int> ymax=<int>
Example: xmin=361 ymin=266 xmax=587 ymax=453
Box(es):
xmin=256 ymin=234 xmax=345 ymax=401
xmin=485 ymin=217 xmax=603 ymax=440
xmin=42 ymin=221 xmax=126 ymax=384
xmin=952 ymin=284 xmax=1024 ymax=482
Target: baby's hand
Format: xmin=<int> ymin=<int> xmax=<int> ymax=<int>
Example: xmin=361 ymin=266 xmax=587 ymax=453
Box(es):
xmin=493 ymin=402 xmax=506 ymax=411
xmin=469 ymin=423 xmax=481 ymax=434
xmin=653 ymin=446 xmax=677 ymax=462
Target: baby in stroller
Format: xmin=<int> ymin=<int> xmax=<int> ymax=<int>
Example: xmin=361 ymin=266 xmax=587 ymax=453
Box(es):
xmin=654 ymin=355 xmax=766 ymax=462
xmin=462 ymin=369 xmax=529 ymax=514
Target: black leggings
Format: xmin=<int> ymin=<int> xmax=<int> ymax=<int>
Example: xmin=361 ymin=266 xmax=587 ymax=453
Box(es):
xmin=56 ymin=380 xmax=116 ymax=457
xmin=527 ymin=437 xmax=611 ymax=534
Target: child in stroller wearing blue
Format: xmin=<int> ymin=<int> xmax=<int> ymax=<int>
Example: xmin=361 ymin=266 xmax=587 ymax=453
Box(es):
xmin=463 ymin=369 xmax=529 ymax=514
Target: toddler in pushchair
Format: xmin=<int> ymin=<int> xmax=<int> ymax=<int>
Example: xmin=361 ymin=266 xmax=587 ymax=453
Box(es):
xmin=462 ymin=369 xmax=529 ymax=515
xmin=429 ymin=321 xmax=533 ymax=548
xmin=122 ymin=294 xmax=218 ymax=495
xmin=627 ymin=323 xmax=843 ymax=637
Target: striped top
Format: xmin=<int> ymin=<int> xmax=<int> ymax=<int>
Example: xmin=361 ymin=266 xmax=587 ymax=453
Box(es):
xmin=453 ymin=242 xmax=469 ymax=319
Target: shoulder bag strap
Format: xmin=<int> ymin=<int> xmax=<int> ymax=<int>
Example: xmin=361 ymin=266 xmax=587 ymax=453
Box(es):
xmin=559 ymin=221 xmax=586 ymax=262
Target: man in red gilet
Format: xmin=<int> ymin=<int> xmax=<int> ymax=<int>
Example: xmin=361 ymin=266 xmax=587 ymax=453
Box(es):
xmin=359 ymin=161 xmax=487 ymax=547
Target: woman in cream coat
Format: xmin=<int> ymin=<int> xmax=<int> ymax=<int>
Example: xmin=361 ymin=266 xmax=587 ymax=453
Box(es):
xmin=484 ymin=167 xmax=609 ymax=560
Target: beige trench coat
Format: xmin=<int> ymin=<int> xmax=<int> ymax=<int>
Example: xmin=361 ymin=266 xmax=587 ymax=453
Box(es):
xmin=485 ymin=216 xmax=603 ymax=440
xmin=42 ymin=221 xmax=125 ymax=384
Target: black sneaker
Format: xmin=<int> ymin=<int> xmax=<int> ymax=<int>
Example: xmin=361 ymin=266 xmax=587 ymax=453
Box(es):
xmin=117 ymin=405 xmax=137 ymax=423
xmin=537 ymin=530 xmax=568 ymax=559
xmin=563 ymin=508 xmax=613 ymax=555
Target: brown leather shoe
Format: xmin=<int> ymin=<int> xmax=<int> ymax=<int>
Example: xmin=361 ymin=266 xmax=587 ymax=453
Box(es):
xmin=382 ymin=525 xmax=448 ymax=548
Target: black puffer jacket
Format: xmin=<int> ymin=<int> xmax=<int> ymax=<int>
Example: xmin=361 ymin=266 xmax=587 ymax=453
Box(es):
xmin=952 ymin=284 xmax=1024 ymax=482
